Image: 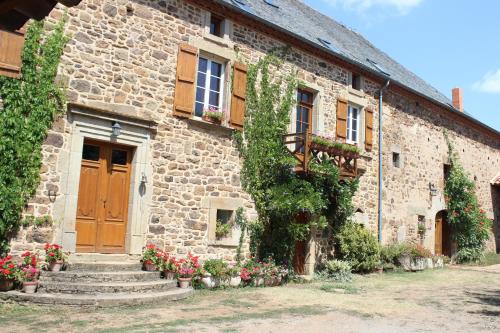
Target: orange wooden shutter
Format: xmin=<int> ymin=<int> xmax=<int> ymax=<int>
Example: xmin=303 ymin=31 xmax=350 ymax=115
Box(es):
xmin=0 ymin=28 xmax=25 ymax=79
xmin=336 ymin=98 xmax=348 ymax=140
xmin=365 ymin=107 xmax=374 ymax=151
xmin=230 ymin=62 xmax=247 ymax=130
xmin=173 ymin=43 xmax=198 ymax=118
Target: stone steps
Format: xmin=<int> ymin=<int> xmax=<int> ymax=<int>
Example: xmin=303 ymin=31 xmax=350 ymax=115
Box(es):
xmin=39 ymin=279 xmax=177 ymax=294
xmin=0 ymin=288 xmax=194 ymax=307
xmin=0 ymin=257 xmax=193 ymax=307
xmin=40 ymin=270 xmax=161 ymax=283
xmin=67 ymin=261 xmax=142 ymax=272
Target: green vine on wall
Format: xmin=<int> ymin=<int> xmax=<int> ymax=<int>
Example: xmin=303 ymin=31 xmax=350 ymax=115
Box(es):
xmin=444 ymin=132 xmax=492 ymax=262
xmin=234 ymin=53 xmax=358 ymax=266
xmin=0 ymin=18 xmax=68 ymax=255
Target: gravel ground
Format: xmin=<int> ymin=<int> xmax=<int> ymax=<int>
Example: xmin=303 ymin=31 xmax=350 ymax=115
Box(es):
xmin=1 ymin=266 xmax=499 ymax=333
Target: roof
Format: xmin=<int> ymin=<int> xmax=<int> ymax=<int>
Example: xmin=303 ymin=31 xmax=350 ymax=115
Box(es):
xmin=0 ymin=0 xmax=82 ymax=31
xmin=215 ymin=0 xmax=500 ymax=137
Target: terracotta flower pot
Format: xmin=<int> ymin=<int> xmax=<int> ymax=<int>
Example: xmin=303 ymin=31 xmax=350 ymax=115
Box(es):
xmin=22 ymin=281 xmax=38 ymax=294
xmin=163 ymin=270 xmax=176 ymax=280
xmin=178 ymin=277 xmax=192 ymax=289
xmin=0 ymin=278 xmax=14 ymax=292
xmin=143 ymin=262 xmax=156 ymax=271
xmin=48 ymin=260 xmax=64 ymax=272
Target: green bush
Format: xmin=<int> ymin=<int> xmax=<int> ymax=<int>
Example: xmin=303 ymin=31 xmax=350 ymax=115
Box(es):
xmin=323 ymin=259 xmax=352 ymax=282
xmin=203 ymin=259 xmax=228 ymax=278
xmin=336 ymin=223 xmax=380 ymax=273
xmin=381 ymin=243 xmax=433 ymax=266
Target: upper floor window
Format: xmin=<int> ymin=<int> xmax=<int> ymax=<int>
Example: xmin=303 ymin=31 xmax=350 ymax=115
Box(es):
xmin=296 ymin=89 xmax=313 ymax=134
xmin=346 ymin=104 xmax=360 ymax=144
xmin=209 ymin=14 xmax=224 ymax=37
xmin=195 ymin=56 xmax=225 ymax=117
xmin=351 ymin=73 xmax=361 ymax=90
xmin=296 ymin=89 xmax=314 ymax=152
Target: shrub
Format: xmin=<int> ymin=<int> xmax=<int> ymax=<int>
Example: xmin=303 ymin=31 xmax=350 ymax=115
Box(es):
xmin=203 ymin=259 xmax=228 ymax=278
xmin=323 ymin=259 xmax=352 ymax=282
xmin=336 ymin=223 xmax=380 ymax=273
xmin=381 ymin=243 xmax=432 ymax=265
xmin=444 ymin=140 xmax=492 ymax=263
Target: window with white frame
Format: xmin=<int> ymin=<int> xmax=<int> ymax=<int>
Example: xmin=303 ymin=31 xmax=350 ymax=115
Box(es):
xmin=346 ymin=104 xmax=360 ymax=144
xmin=195 ymin=56 xmax=225 ymax=118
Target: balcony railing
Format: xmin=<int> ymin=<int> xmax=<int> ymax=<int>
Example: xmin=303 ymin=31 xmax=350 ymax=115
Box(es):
xmin=283 ymin=132 xmax=360 ymax=178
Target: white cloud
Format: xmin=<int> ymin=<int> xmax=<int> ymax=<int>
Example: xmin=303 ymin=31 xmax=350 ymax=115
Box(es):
xmin=472 ymin=69 xmax=500 ymax=94
xmin=321 ymin=0 xmax=423 ymax=15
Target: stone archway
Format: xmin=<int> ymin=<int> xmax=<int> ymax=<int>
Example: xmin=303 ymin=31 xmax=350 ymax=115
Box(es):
xmin=435 ymin=210 xmax=452 ymax=257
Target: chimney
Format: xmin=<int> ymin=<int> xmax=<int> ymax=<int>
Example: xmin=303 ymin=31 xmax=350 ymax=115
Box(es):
xmin=452 ymin=87 xmax=463 ymax=112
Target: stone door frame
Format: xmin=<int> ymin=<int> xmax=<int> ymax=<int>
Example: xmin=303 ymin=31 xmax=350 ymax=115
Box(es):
xmin=54 ymin=104 xmax=154 ymax=255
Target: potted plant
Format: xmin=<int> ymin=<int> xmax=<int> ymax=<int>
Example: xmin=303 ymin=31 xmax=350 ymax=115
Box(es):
xmin=341 ymin=144 xmax=361 ymax=159
xmin=176 ymin=252 xmax=200 ymax=289
xmin=44 ymin=243 xmax=66 ymax=272
xmin=202 ymin=107 xmax=225 ymax=125
xmin=0 ymin=255 xmax=17 ymax=292
xmin=215 ymin=220 xmax=231 ymax=240
xmin=20 ymin=266 xmax=39 ymax=294
xmin=310 ymin=135 xmax=333 ymax=152
xmin=160 ymin=253 xmax=177 ymax=280
xmin=202 ymin=259 xmax=228 ymax=288
xmin=141 ymin=244 xmax=162 ymax=271
xmin=226 ymin=265 xmax=241 ymax=287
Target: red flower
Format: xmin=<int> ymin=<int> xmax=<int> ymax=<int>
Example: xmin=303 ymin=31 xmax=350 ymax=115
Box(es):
xmin=49 ymin=252 xmax=55 ymax=257
xmin=8 ymin=264 xmax=14 ymax=269
xmin=4 ymin=269 xmax=10 ymax=275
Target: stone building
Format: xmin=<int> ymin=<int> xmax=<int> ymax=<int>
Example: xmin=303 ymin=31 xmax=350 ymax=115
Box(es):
xmin=4 ymin=0 xmax=500 ymax=274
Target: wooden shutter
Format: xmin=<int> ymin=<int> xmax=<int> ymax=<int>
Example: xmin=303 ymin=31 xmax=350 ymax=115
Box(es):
xmin=336 ymin=98 xmax=348 ymax=140
xmin=0 ymin=28 xmax=25 ymax=79
xmin=173 ymin=43 xmax=198 ymax=118
xmin=230 ymin=62 xmax=247 ymax=130
xmin=365 ymin=107 xmax=374 ymax=151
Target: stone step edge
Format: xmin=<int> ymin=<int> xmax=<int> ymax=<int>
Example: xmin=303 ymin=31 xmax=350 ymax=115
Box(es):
xmin=0 ymin=288 xmax=193 ymax=306
xmin=41 ymin=270 xmax=159 ymax=276
xmin=39 ymin=279 xmax=176 ymax=288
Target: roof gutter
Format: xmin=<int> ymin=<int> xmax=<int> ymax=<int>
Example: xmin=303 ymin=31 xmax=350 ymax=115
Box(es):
xmin=212 ymin=0 xmax=500 ymax=140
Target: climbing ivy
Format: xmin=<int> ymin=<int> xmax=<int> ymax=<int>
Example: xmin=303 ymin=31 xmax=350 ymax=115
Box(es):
xmin=0 ymin=18 xmax=68 ymax=255
xmin=444 ymin=133 xmax=492 ymax=263
xmin=235 ymin=53 xmax=358 ymax=266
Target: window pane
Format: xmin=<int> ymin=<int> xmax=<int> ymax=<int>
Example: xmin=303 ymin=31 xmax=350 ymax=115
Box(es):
xmin=111 ymin=150 xmax=127 ymax=165
xmin=196 ymin=87 xmax=205 ymax=103
xmin=296 ymin=106 xmax=301 ymax=122
xmin=210 ymin=76 xmax=221 ymax=92
xmin=209 ymin=91 xmax=220 ymax=106
xmin=198 ymin=58 xmax=208 ymax=73
xmin=82 ymin=144 xmax=100 ymax=161
xmin=195 ymin=102 xmax=204 ymax=117
xmin=351 ymin=130 xmax=357 ymax=142
xmin=211 ymin=61 xmax=222 ymax=77
xmin=197 ymin=72 xmax=206 ymax=88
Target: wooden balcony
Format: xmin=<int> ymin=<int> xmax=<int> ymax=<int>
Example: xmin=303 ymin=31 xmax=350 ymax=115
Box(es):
xmin=283 ymin=132 xmax=360 ymax=178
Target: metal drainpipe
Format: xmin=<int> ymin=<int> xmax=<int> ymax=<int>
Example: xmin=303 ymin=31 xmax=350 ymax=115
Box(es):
xmin=378 ymin=80 xmax=390 ymax=243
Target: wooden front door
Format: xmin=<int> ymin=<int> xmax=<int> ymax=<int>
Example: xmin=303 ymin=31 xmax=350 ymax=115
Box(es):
xmin=76 ymin=140 xmax=133 ymax=253
xmin=435 ymin=211 xmax=451 ymax=257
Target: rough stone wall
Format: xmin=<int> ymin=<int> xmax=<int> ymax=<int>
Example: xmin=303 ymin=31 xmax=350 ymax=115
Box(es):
xmin=381 ymin=91 xmax=500 ymax=251
xmin=11 ymin=0 xmax=500 ymax=261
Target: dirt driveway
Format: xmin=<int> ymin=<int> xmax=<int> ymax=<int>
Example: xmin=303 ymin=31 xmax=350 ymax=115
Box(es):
xmin=1 ymin=267 xmax=499 ymax=333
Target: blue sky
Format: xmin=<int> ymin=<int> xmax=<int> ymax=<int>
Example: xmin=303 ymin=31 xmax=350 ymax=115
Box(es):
xmin=304 ymin=0 xmax=500 ymax=131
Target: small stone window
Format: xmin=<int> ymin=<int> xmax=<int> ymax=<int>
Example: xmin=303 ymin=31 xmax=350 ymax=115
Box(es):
xmin=209 ymin=14 xmax=224 ymax=37
xmin=350 ymin=73 xmax=362 ymax=90
xmin=215 ymin=209 xmax=234 ymax=240
xmin=392 ymin=152 xmax=401 ymax=168
xmin=202 ymin=197 xmax=243 ymax=246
